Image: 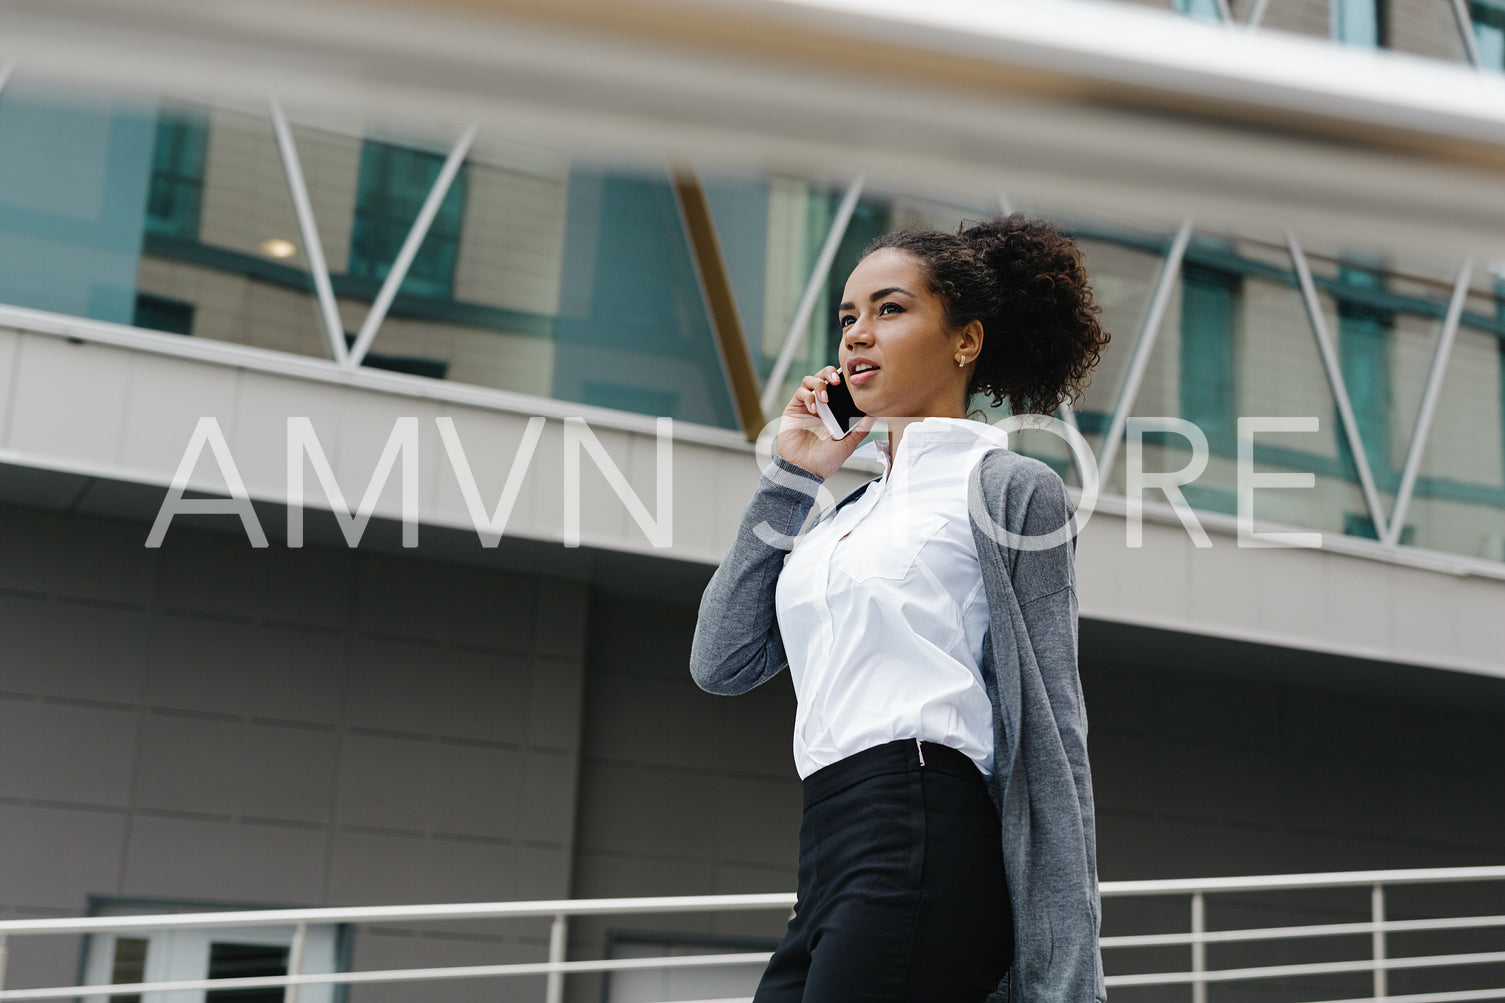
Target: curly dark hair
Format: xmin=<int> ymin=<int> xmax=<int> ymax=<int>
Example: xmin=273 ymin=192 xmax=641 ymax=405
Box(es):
xmin=863 ymin=213 xmax=1109 ymax=417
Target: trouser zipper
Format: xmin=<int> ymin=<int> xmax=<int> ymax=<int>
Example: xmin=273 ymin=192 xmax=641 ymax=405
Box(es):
xmin=915 ymin=737 xmax=925 ymax=766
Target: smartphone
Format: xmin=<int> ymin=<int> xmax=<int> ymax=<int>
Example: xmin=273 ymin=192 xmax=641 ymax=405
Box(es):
xmin=815 ymin=372 xmax=867 ymax=439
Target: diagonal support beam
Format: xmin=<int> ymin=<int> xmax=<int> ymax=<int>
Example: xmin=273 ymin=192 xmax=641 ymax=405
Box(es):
xmin=672 ymin=168 xmax=765 ymax=442
xmin=270 ymin=96 xmax=349 ymax=366
xmin=1450 ymin=0 xmax=1486 ymax=68
xmin=1385 ymin=258 xmax=1472 ymax=546
xmin=345 ymin=122 xmax=478 ymax=370
xmin=760 ymin=174 xmax=864 ymax=417
xmin=1097 ymin=218 xmax=1193 ymax=491
xmin=1287 ymin=230 xmax=1390 ymax=542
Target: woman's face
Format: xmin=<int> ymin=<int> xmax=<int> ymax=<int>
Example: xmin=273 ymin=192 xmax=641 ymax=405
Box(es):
xmin=837 ymin=247 xmax=972 ymax=419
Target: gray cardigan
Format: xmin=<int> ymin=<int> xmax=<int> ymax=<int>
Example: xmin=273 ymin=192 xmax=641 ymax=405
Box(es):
xmin=689 ymin=449 xmax=1105 ymax=1003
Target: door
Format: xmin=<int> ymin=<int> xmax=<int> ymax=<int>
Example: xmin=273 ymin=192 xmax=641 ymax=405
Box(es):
xmin=83 ymin=911 xmax=341 ymax=1003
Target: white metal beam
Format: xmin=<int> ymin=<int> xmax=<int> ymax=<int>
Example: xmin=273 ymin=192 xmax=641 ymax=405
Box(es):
xmin=1385 ymin=258 xmax=1473 ymax=546
xmin=1097 ymin=218 xmax=1193 ymax=491
xmin=269 ymin=96 xmax=349 ymax=366
xmin=1450 ymin=0 xmax=1486 ymax=68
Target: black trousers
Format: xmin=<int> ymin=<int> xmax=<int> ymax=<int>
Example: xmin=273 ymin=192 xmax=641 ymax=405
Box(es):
xmin=752 ymin=738 xmax=1013 ymax=1003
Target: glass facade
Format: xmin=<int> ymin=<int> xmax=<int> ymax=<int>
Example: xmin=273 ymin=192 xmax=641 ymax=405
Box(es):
xmin=136 ymin=102 xmax=330 ymax=357
xmin=144 ymin=106 xmax=208 ymax=242
xmin=1332 ymin=0 xmax=1384 ymax=46
xmin=348 ymin=138 xmax=467 ymax=300
xmin=0 ymin=81 xmax=155 ymax=325
xmin=1161 ymin=0 xmax=1477 ymax=62
xmin=0 ymin=77 xmax=1500 ymax=568
xmin=1473 ymin=0 xmax=1505 ymax=66
xmin=1173 ymin=0 xmax=1225 ymax=21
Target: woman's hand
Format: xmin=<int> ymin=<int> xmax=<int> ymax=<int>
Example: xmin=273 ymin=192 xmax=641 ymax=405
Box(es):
xmin=775 ymin=366 xmax=877 ymax=480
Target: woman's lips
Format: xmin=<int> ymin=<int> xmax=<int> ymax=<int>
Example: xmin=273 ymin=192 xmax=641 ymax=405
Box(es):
xmin=848 ymin=368 xmax=879 ymax=386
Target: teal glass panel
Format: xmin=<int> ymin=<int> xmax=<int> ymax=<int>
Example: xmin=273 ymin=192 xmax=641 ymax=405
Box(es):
xmin=1332 ymin=0 xmax=1384 ymax=46
xmin=822 ymin=196 xmax=892 ymax=365
xmin=749 ymin=178 xmax=843 ymax=397
xmin=703 ymin=177 xmax=769 ymax=376
xmin=145 ymin=107 xmax=208 ymax=241
xmin=1173 ymin=0 xmax=1223 ymax=22
xmin=550 ymin=165 xmax=740 ymax=429
xmin=349 ymin=139 xmax=467 ymax=299
xmin=133 ymin=292 xmax=194 ymax=335
xmin=0 ymin=82 xmax=155 ymax=324
xmin=1472 ymin=0 xmax=1505 ymax=68
xmin=1334 ymin=260 xmax=1393 ymax=488
xmin=1179 ymin=245 xmax=1240 ymax=456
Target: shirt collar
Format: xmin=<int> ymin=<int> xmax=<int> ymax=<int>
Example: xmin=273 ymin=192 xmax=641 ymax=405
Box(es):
xmin=873 ymin=416 xmax=1011 ymax=479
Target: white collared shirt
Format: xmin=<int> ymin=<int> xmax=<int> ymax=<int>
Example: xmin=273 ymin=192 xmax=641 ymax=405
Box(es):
xmin=774 ymin=416 xmax=1012 ymax=781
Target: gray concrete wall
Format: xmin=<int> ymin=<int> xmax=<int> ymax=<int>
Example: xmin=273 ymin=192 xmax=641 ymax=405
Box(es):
xmin=565 ymin=595 xmax=1505 ymax=1003
xmin=0 ymin=503 xmax=589 ymax=1001
xmin=564 ymin=591 xmax=802 ymax=1003
xmin=2 ymin=500 xmax=1503 ymax=1003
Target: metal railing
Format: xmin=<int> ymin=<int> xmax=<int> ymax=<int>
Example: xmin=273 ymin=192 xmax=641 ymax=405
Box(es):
xmin=0 ymin=865 xmax=1500 ymax=1002
xmin=1100 ymin=865 xmax=1505 ymax=1003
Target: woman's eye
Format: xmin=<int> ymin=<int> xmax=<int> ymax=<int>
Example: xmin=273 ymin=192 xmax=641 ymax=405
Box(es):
xmin=879 ymin=302 xmax=903 ymax=315
xmin=838 ymin=315 xmax=854 ymax=328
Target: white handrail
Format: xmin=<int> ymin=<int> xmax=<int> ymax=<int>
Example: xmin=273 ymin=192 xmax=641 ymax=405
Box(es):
xmin=1102 ymin=912 xmax=1505 ymax=947
xmin=1110 ymin=949 xmax=1505 ymax=986
xmin=0 ymin=893 xmax=797 ymax=937
xmin=0 ymin=953 xmax=779 ymax=1001
xmin=1100 ymin=863 xmax=1505 ymax=894
xmin=0 ymin=866 xmax=1500 ymax=1002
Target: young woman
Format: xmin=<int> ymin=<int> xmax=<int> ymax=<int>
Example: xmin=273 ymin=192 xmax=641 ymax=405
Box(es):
xmin=689 ymin=213 xmax=1110 ymax=1003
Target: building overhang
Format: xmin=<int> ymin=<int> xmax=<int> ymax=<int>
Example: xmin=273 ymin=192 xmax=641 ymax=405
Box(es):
xmin=2 ymin=318 xmax=1501 ymax=680
xmin=0 ymin=0 xmax=1504 ymax=259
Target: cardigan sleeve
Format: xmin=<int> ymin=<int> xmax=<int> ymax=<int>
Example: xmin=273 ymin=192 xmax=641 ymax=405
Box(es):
xmin=1016 ymin=472 xmax=1105 ymax=1003
xmin=688 ymin=453 xmax=825 ymax=696
xmin=973 ymin=450 xmax=1106 ymax=1003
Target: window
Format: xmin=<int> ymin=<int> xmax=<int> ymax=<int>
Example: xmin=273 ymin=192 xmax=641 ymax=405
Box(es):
xmin=1179 ymin=252 xmax=1240 ymax=454
xmin=1345 ymin=510 xmax=1413 ymax=543
xmin=134 ymin=293 xmax=195 ymax=335
xmin=341 ymin=331 xmax=448 ymax=379
xmin=348 ymin=139 xmax=467 ymax=298
xmin=1472 ymin=0 xmax=1505 ymax=69
xmin=1334 ymin=259 xmax=1393 ymax=486
xmin=81 ymin=899 xmax=347 ymax=1003
xmin=145 ymin=106 xmax=209 ymax=241
xmin=1172 ymin=0 xmax=1224 ymax=22
xmin=603 ymin=930 xmax=774 ymax=1003
xmin=1332 ymin=0 xmax=1386 ymax=46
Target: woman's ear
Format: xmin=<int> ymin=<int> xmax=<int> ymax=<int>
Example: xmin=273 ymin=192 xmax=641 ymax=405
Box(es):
xmin=960 ymin=319 xmax=984 ymax=359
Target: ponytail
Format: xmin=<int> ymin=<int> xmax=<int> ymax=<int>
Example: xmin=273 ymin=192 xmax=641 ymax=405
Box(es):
xmin=864 ymin=213 xmax=1108 ymax=416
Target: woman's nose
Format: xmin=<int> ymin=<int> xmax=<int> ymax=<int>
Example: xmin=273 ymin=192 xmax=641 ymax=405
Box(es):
xmin=842 ymin=321 xmax=872 ymax=350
